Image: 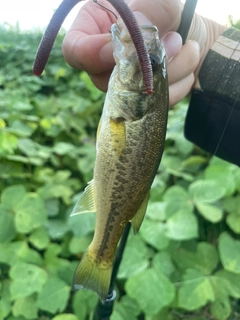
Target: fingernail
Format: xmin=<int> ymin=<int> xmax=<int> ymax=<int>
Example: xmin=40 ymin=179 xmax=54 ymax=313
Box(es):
xmin=99 ymin=41 xmax=114 ymax=64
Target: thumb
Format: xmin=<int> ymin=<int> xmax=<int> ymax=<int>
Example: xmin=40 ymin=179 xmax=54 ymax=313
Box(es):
xmin=128 ymin=0 xmax=182 ymax=38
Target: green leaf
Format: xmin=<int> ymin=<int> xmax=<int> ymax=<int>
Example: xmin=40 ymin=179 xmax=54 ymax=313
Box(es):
xmin=44 ymin=243 xmax=69 ymax=276
xmin=146 ymin=201 xmax=166 ymax=221
xmin=11 ymin=120 xmax=35 ymax=137
xmin=149 ymin=173 xmax=167 ymax=202
xmin=72 ymin=290 xmax=97 ymax=319
xmin=118 ymin=235 xmax=149 ymax=279
xmin=222 ymin=195 xmax=240 ymax=214
xmin=0 ymin=205 xmax=16 ymax=243
xmin=12 ymin=295 xmax=38 ymax=319
xmin=0 ymin=280 xmax=11 ymax=319
xmin=38 ymin=183 xmax=73 ymax=204
xmin=116 ymin=295 xmax=140 ymax=317
xmin=204 ymin=162 xmax=236 ymax=196
xmin=226 ymin=212 xmax=240 ymax=233
xmin=72 ymin=293 xmax=87 ymax=320
xmin=189 ymin=180 xmax=225 ymax=203
xmin=177 ymin=269 xmax=215 ymax=310
xmin=13 ymin=241 xmax=44 ymax=266
xmin=126 ymin=268 xmax=175 ymax=316
xmin=36 ymin=277 xmax=70 ymax=313
xmin=209 ymin=275 xmax=232 ymax=320
xmin=69 ymin=234 xmax=92 ymax=254
xmin=174 ymin=242 xmax=219 ymax=275
xmin=140 ymin=219 xmax=169 ymax=250
xmin=210 ymin=298 xmax=231 ymax=320
xmin=10 ymin=262 xmax=47 ymax=299
xmin=80 ymin=72 xmax=103 ymax=101
xmin=14 ymin=193 xmax=47 ymax=233
xmin=1 ymin=185 xmax=26 ymax=210
xmin=112 ymin=296 xmax=140 ymax=320
xmin=219 ymin=232 xmax=240 ymax=274
xmin=0 ymin=130 xmax=18 ymax=154
xmin=4 ymin=316 xmax=26 ymax=320
xmin=28 ymin=226 xmax=50 ymax=249
xmin=163 ymin=185 xmax=192 ymax=217
xmin=47 ymin=219 xmax=69 ymax=239
xmin=45 ymin=198 xmax=60 ymax=217
xmin=165 ymin=209 xmax=198 ymax=240
xmin=53 ymin=142 xmax=76 ymax=155
xmin=196 ymin=202 xmax=223 ymax=223
xmin=52 ymin=314 xmax=79 ymax=320
xmin=152 ymin=251 xmax=175 ymax=276
xmin=18 ymin=138 xmax=50 ymax=159
xmin=67 ymin=213 xmax=95 ymax=237
xmin=215 ymin=270 xmax=240 ymax=298
xmin=0 ymin=241 xmax=43 ymax=267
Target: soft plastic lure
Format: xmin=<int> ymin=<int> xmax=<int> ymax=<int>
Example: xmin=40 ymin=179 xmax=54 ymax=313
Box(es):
xmin=32 ymin=0 xmax=153 ymax=94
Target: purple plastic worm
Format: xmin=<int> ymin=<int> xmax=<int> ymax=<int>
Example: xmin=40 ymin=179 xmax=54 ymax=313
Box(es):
xmin=32 ymin=0 xmax=153 ymax=94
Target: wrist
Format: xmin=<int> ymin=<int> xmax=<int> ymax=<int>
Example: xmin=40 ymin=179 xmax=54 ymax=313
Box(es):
xmin=196 ymin=17 xmax=227 ymax=77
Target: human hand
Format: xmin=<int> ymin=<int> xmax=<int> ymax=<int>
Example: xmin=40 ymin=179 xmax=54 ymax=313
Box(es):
xmin=62 ymin=0 xmax=224 ymax=106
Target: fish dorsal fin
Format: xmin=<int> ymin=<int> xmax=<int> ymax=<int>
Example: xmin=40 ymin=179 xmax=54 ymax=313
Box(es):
xmin=71 ymin=180 xmax=96 ymax=216
xmin=130 ymin=192 xmax=149 ymax=234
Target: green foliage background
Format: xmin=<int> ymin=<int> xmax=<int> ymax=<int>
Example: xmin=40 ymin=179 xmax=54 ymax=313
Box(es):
xmin=1 ymin=24 xmax=240 ymax=320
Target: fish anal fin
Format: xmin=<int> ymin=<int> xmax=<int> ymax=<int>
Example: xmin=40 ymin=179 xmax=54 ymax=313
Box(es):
xmin=73 ymin=248 xmax=112 ymax=302
xmin=130 ymin=192 xmax=149 ymax=234
xmin=71 ymin=180 xmax=95 ymax=216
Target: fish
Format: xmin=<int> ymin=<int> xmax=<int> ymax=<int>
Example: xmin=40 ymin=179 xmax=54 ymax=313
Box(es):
xmin=71 ymin=20 xmax=169 ymax=302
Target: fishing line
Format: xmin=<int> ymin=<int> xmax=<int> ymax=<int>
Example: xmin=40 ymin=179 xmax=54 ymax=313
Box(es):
xmin=171 ymin=21 xmax=240 ymax=293
xmin=205 ymin=39 xmax=240 ymax=157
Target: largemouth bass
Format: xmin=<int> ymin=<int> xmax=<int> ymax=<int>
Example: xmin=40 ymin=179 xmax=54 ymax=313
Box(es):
xmin=71 ymin=21 xmax=168 ymax=301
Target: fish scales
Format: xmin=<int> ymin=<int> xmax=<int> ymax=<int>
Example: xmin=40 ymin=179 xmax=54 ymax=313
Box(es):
xmin=72 ymin=22 xmax=168 ymax=301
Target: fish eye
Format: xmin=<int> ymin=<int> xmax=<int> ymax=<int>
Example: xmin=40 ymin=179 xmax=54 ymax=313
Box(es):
xmin=149 ymin=54 xmax=161 ymax=72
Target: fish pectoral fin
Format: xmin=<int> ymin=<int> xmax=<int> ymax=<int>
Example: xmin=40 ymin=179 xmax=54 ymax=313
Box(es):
xmin=130 ymin=192 xmax=149 ymax=234
xmin=70 ymin=180 xmax=96 ymax=216
xmin=96 ymin=116 xmax=102 ymax=141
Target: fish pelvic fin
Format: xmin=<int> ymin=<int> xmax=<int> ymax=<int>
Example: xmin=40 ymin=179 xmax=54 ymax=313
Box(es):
xmin=71 ymin=180 xmax=95 ymax=216
xmin=72 ymin=248 xmax=112 ymax=302
xmin=130 ymin=192 xmax=150 ymax=234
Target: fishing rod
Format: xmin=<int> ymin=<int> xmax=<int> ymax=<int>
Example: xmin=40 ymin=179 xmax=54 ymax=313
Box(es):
xmin=177 ymin=0 xmax=198 ymax=45
xmin=92 ymin=1 xmax=198 ymax=319
xmin=93 ymin=222 xmax=131 ymax=320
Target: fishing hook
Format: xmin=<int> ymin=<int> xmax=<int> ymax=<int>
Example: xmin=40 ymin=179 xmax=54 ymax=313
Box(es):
xmin=93 ymin=0 xmax=117 ymax=20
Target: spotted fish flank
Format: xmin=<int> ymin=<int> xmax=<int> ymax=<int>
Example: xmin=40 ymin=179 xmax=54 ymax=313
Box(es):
xmin=71 ymin=21 xmax=168 ymax=301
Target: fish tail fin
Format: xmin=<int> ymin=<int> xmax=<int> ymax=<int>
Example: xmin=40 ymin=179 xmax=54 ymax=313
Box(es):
xmin=72 ymin=248 xmax=113 ymax=302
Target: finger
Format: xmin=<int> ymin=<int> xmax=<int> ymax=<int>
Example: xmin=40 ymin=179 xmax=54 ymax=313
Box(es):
xmin=63 ymin=0 xmax=182 ymax=73
xmin=63 ymin=32 xmax=115 ymax=72
xmin=169 ymin=73 xmax=195 ymax=107
xmin=89 ymin=69 xmax=113 ymax=92
xmin=62 ymin=1 xmax=116 ymax=72
xmin=162 ymin=32 xmax=182 ymax=61
xmin=128 ymin=0 xmax=181 ymax=37
xmin=168 ymin=40 xmax=200 ymax=85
